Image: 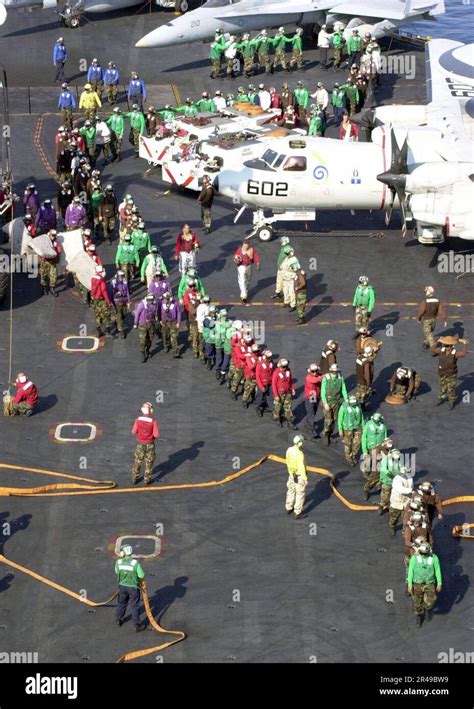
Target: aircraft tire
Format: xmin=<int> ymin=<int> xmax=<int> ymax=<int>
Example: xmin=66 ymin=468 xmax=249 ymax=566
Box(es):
xmin=256 ymin=225 xmax=274 ymax=242
xmin=0 ymin=247 xmax=9 ymax=307
xmin=69 ymin=16 xmax=80 ymax=28
xmin=176 ymin=0 xmax=188 ymax=11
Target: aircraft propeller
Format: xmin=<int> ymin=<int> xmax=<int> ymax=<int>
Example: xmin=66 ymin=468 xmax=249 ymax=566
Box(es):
xmin=377 ymin=128 xmax=409 ymax=237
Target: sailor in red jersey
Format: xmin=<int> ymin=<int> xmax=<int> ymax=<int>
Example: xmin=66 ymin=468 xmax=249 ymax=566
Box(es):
xmin=255 ymin=349 xmax=274 ymax=417
xmin=304 ymin=363 xmax=323 ymax=439
xmin=7 ymin=373 xmax=39 ymax=416
xmin=131 ymin=402 xmax=159 ymax=485
xmin=272 ymin=358 xmax=298 ymax=429
xmin=230 ymin=332 xmax=253 ymax=400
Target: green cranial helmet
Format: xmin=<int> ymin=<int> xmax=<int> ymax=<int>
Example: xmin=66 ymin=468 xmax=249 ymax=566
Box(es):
xmin=280 ymin=235 xmax=290 ymax=245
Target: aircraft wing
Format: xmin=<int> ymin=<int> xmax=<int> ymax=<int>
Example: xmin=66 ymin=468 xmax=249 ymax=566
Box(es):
xmin=329 ymin=0 xmax=443 ymax=20
xmin=424 ymin=38 xmax=474 ymax=161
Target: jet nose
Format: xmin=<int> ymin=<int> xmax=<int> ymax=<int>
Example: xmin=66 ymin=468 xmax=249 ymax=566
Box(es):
xmin=136 ymin=24 xmax=185 ymax=48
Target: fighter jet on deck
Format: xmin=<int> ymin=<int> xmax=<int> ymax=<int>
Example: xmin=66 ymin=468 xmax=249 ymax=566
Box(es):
xmin=136 ymin=0 xmax=444 ymax=48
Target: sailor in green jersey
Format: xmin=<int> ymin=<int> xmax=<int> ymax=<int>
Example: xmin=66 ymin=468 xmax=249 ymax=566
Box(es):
xmin=255 ymin=29 xmax=272 ymax=75
xmin=131 ymin=222 xmax=152 ymax=267
xmin=332 ymin=29 xmax=345 ymax=70
xmin=79 ymin=120 xmax=96 ymax=164
xmin=209 ymin=30 xmax=226 ymax=79
xmin=272 ymin=235 xmax=292 ymax=300
xmin=89 ymin=185 xmax=103 ymax=235
xmin=202 ymin=307 xmax=218 ymax=370
xmin=107 ymin=107 xmax=125 ymax=162
xmin=293 ymin=80 xmax=309 ymax=116
xmin=235 ymin=33 xmax=259 ymax=77
xmin=378 ymin=448 xmax=401 ymax=514
xmin=307 ymin=107 xmax=324 ymax=137
xmin=347 ymin=28 xmax=362 ymax=67
xmin=337 ymin=394 xmax=364 ymax=466
xmin=352 ymin=275 xmax=376 ymax=330
xmin=407 ymin=542 xmax=442 ymax=627
xmin=247 ymin=84 xmax=259 ymax=104
xmin=158 ymin=104 xmax=176 ymax=121
xmin=178 ymin=267 xmax=205 ymax=303
xmin=195 ymin=92 xmax=216 ymax=112
xmin=141 ymin=246 xmax=168 ymax=287
xmin=271 ymin=27 xmax=292 ymax=72
xmin=331 ymin=83 xmax=346 ymax=125
xmin=361 ymin=412 xmax=387 ymax=499
xmin=124 ymin=104 xmax=146 ymax=157
xmin=289 ymin=27 xmax=304 ymax=70
xmin=214 ymin=309 xmax=233 ymax=383
xmin=115 ymin=234 xmax=139 ymax=282
xmin=320 ymin=363 xmax=348 ymax=444
xmin=175 ymin=98 xmax=198 ymax=117
xmin=115 ymin=544 xmax=146 ymax=631
xmin=235 ymin=86 xmax=251 ymax=102
xmin=340 ymin=79 xmax=359 ymax=116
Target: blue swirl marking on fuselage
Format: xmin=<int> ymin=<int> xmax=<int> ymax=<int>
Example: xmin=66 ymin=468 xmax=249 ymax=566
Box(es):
xmin=313 ymin=165 xmax=329 ymax=181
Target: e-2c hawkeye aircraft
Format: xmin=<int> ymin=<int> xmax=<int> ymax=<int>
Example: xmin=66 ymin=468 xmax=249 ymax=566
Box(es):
xmin=136 ymin=0 xmax=444 ymax=49
xmin=212 ymin=38 xmax=474 ymax=244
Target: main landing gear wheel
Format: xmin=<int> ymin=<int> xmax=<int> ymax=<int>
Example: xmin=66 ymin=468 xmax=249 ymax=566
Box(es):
xmin=69 ymin=14 xmax=80 ymax=27
xmin=175 ymin=0 xmax=188 ymax=11
xmin=256 ymin=225 xmax=274 ymax=242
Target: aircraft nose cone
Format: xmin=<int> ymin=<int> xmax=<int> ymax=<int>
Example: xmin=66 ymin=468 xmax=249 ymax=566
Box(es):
xmin=377 ymin=171 xmax=406 ymax=189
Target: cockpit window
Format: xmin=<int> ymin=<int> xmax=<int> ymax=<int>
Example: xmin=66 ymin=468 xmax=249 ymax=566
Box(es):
xmin=282 ymin=156 xmax=306 ymax=172
xmin=261 ymin=148 xmax=278 ymax=166
xmin=273 ymin=154 xmax=286 ymax=168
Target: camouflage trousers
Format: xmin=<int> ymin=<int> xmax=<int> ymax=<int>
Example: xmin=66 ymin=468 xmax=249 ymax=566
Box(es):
xmin=348 ymin=97 xmax=357 ymax=116
xmin=286 ymin=474 xmax=307 ymax=515
xmin=82 ymin=108 xmax=97 ymax=121
xmin=388 ymin=506 xmax=403 ymax=530
xmin=161 ymin=322 xmax=179 ymax=354
xmin=379 ymin=483 xmax=392 ymax=511
xmin=131 ymin=128 xmax=141 ymax=155
xmin=138 ymin=324 xmax=154 ymax=353
xmin=273 ymin=392 xmax=294 ymax=423
xmin=356 ymin=382 xmax=372 ymax=405
xmin=107 ymin=84 xmax=118 ymax=104
xmin=296 ymin=290 xmax=307 ymax=318
xmin=93 ymin=299 xmax=111 ymax=331
xmin=189 ymin=321 xmax=199 ymax=355
xmin=114 ymin=303 xmax=128 ymax=333
xmin=354 ymin=305 xmax=370 ymax=329
xmin=363 ymin=446 xmax=382 ymax=492
xmin=323 ymin=401 xmax=340 ymax=435
xmin=259 ymin=52 xmax=272 ymax=74
xmin=198 ymin=332 xmax=205 ymax=360
xmin=226 ymin=57 xmax=235 ymax=76
xmin=242 ymin=378 xmax=257 ymax=402
xmin=61 ymin=108 xmax=73 ymax=130
xmin=422 ymin=317 xmax=437 ymax=347
xmin=273 ymin=49 xmax=287 ymax=70
xmin=333 ymin=47 xmax=343 ymax=69
xmin=5 ymin=401 xmax=34 ymax=417
xmin=210 ymin=59 xmax=221 ymax=78
xmin=412 ymin=583 xmax=437 ymax=615
xmin=201 ymin=206 xmax=212 ymax=230
xmin=438 ymin=373 xmax=457 ymax=402
xmin=243 ymin=55 xmax=254 ymax=75
xmin=111 ymin=133 xmax=122 ymax=161
xmin=117 ymin=263 xmax=135 ymax=282
xmin=101 ymin=216 xmax=115 ymax=240
xmin=341 ymin=429 xmax=361 ymax=464
xmin=132 ymin=442 xmax=155 ymax=483
xmin=231 ymin=366 xmax=245 ymax=393
xmin=290 ymin=48 xmax=303 ymax=69
xmin=39 ymin=260 xmax=57 ymax=287
xmin=90 ymin=81 xmax=103 ymax=99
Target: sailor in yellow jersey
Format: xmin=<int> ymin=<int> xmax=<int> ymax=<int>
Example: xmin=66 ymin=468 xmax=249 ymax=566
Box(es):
xmin=285 ymin=434 xmax=307 ymax=519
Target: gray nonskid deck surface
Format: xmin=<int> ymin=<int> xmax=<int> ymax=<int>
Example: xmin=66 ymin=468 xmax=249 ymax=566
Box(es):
xmin=0 ymin=11 xmax=472 ymax=663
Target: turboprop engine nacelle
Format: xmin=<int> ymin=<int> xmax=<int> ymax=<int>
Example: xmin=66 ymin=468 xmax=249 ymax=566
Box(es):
xmin=406 ymin=162 xmax=474 ymax=193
